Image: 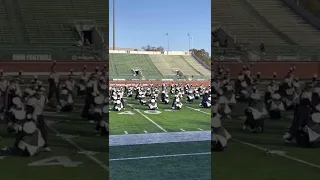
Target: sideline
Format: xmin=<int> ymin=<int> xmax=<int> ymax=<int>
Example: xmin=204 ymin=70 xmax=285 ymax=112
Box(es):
xmin=110 ymin=152 xmax=210 ymax=162
xmin=110 ymin=131 xmax=210 ymax=146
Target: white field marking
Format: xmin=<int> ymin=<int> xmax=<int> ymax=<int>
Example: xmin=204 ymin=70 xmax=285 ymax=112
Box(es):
xmin=109 ymin=152 xmax=211 ymax=162
xmin=56 ymin=134 xmax=79 ymax=139
xmin=144 ymin=130 xmax=148 ymax=134
xmin=78 ymin=151 xmax=99 ymax=156
xmin=198 ymin=128 xmax=203 ymax=131
xmin=180 ymin=129 xmax=185 ymax=132
xmin=43 ymin=112 xmax=68 ymax=117
xmin=127 ymin=104 xmax=167 ymax=132
xmin=46 ymin=120 xmax=59 ymax=125
xmin=43 ymin=111 xmax=57 ymax=114
xmin=186 ymin=106 xmax=210 ymax=115
xmin=124 ymin=131 xmax=128 ymax=134
xmin=193 ymin=107 xmax=320 ymax=169
xmin=233 ymin=139 xmax=320 ymax=169
xmin=47 ymin=124 xmax=109 ymax=172
xmin=44 ymin=114 xmax=69 ymax=117
xmin=28 ymin=156 xmax=83 ymax=167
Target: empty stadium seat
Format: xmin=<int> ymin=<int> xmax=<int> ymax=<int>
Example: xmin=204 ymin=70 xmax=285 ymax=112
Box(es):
xmin=17 ymin=0 xmax=107 ymax=45
xmin=110 ymin=53 xmax=211 ymax=80
xmin=246 ymin=0 xmax=320 ymax=46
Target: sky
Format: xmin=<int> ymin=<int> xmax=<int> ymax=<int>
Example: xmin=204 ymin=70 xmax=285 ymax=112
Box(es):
xmin=109 ymin=0 xmax=211 ymax=55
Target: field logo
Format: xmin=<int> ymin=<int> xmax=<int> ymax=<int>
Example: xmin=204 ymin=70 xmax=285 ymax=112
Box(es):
xmin=28 ymin=156 xmax=83 ymax=167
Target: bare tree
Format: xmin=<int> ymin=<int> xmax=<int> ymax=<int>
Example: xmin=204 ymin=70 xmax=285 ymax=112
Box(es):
xmin=190 ymin=48 xmax=211 ymax=66
xmin=142 ymin=45 xmax=164 ymax=51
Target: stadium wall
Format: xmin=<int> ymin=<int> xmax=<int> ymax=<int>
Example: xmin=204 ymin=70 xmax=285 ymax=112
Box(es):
xmin=0 ymin=62 xmax=106 ymax=72
xmin=282 ymin=0 xmax=320 ymax=30
xmin=214 ymin=61 xmax=320 ymax=79
xmin=110 ymin=50 xmax=190 ymax=55
xmin=110 ymin=80 xmax=210 ymax=86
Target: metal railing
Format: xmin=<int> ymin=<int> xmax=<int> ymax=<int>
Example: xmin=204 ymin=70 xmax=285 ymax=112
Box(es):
xmin=213 ymin=45 xmax=320 ymax=61
xmin=0 ymin=45 xmax=108 ymax=61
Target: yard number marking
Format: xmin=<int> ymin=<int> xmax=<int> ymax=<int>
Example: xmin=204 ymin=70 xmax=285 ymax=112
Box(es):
xmin=28 ymin=156 xmax=83 ymax=167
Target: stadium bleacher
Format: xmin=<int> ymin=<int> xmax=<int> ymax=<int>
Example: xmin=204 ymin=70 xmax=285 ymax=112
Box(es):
xmin=212 ymin=0 xmax=288 ymax=47
xmin=246 ymin=0 xmax=320 ymax=46
xmin=109 ymin=53 xmax=211 ymax=80
xmin=0 ymin=0 xmax=107 ymax=61
xmin=0 ymin=0 xmax=14 ymax=45
xmin=18 ymin=0 xmax=107 ymax=45
xmin=212 ymin=0 xmax=320 ymax=61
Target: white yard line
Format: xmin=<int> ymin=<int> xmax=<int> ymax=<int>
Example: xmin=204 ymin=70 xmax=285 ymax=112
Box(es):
xmin=198 ymin=128 xmax=203 ymax=131
xmin=109 ymin=152 xmax=210 ymax=162
xmin=233 ymin=139 xmax=320 ymax=169
xmin=127 ymin=104 xmax=167 ymax=132
xmin=124 ymin=131 xmax=128 ymax=134
xmin=186 ymin=106 xmax=211 ymax=115
xmin=180 ymin=129 xmax=185 ymax=132
xmin=192 ymin=107 xmax=320 ymax=169
xmin=144 ymin=130 xmax=148 ymax=134
xmin=47 ymin=125 xmax=109 ymax=172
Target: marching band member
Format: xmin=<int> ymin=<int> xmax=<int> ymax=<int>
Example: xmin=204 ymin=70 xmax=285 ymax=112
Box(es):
xmin=48 ymin=65 xmax=60 ymax=105
xmin=34 ymin=87 xmax=50 ymax=151
xmin=81 ymin=74 xmax=97 ymax=120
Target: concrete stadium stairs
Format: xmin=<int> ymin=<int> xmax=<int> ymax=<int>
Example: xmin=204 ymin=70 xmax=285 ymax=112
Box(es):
xmin=148 ymin=55 xmax=176 ymax=76
xmin=181 ymin=56 xmax=211 ymax=76
xmin=150 ymin=55 xmax=203 ymax=76
xmin=246 ymin=0 xmax=320 ymax=47
xmin=16 ymin=0 xmax=107 ymax=45
xmin=212 ymin=0 xmax=289 ymax=47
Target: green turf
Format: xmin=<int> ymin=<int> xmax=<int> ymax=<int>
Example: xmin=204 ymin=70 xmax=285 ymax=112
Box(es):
xmin=0 ymin=95 xmax=108 ymax=180
xmin=110 ymin=141 xmax=211 ymax=180
xmin=109 ymin=97 xmax=211 ymax=135
xmin=212 ymin=141 xmax=320 ymax=180
xmin=213 ymin=101 xmax=320 ymax=179
xmin=109 ymin=96 xmax=211 ymax=179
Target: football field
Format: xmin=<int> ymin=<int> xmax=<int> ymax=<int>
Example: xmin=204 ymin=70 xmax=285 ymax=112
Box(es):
xmin=213 ymin=101 xmax=320 ymax=180
xmin=0 ymin=84 xmax=108 ymax=180
xmin=110 ymin=97 xmax=211 ymax=135
xmin=109 ymin=97 xmax=211 ymax=180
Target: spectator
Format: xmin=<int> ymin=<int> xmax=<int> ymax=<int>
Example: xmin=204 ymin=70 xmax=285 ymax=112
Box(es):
xmin=224 ymin=36 xmax=228 ymax=48
xmin=260 ymin=42 xmax=266 ymax=56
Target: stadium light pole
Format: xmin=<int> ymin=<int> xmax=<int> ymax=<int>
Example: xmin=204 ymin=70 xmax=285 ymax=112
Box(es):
xmin=187 ymin=33 xmax=190 ymax=52
xmin=191 ymin=36 xmax=193 ymax=49
xmin=113 ymin=0 xmax=115 ymax=50
xmin=166 ymin=33 xmax=169 ymax=55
